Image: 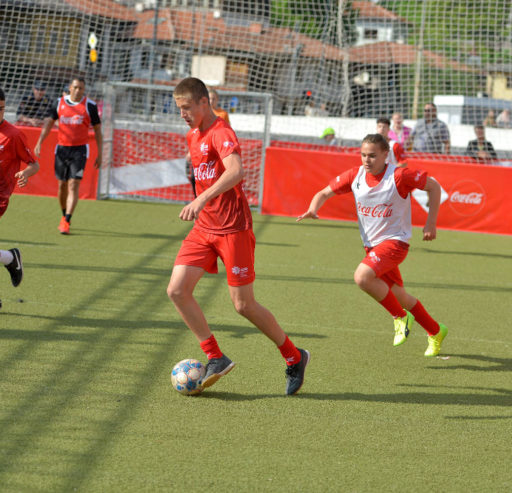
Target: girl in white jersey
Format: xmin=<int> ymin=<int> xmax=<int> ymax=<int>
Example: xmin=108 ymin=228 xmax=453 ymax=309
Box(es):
xmin=297 ymin=134 xmax=448 ymax=357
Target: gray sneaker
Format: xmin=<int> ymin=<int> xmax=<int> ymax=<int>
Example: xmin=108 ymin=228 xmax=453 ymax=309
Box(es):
xmin=202 ymin=354 xmax=235 ymax=388
xmin=285 ymin=348 xmax=310 ymax=395
xmin=5 ymin=248 xmax=23 ymax=287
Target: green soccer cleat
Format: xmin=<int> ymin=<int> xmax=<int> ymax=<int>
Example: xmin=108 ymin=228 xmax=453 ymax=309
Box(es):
xmin=424 ymin=324 xmax=448 ymax=357
xmin=393 ymin=311 xmax=414 ymax=346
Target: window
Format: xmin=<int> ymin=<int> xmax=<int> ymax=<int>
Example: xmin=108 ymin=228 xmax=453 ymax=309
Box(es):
xmin=48 ymin=31 xmax=59 ymax=55
xmin=16 ymin=24 xmax=31 ymax=52
xmin=226 ymin=60 xmax=248 ymax=87
xmin=364 ymin=28 xmax=378 ymax=40
xmin=34 ymin=25 xmax=46 ymax=53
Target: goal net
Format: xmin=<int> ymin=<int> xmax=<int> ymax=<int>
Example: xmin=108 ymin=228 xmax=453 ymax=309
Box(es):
xmin=2 ymin=0 xmax=512 ymax=177
xmin=99 ymin=82 xmax=272 ymax=206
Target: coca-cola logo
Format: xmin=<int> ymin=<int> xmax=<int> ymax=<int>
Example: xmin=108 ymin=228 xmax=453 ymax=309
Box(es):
xmin=448 ymin=180 xmax=486 ymax=216
xmin=60 ymin=115 xmax=84 ymax=125
xmin=194 ymin=160 xmax=216 ymax=181
xmin=357 ymin=202 xmax=393 ymax=218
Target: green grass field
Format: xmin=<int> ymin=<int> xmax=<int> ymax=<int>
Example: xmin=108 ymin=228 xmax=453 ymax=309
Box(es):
xmin=1 ymin=194 xmax=511 ymax=492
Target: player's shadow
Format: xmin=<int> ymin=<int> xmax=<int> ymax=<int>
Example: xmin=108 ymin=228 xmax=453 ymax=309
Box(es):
xmin=203 ymin=385 xmax=512 ymax=408
xmin=426 ymin=353 xmax=512 ymax=372
xmin=416 ymin=247 xmax=512 ymax=261
xmin=213 ymin=323 xmax=327 ymax=341
xmin=64 ymin=227 xmax=185 ymax=241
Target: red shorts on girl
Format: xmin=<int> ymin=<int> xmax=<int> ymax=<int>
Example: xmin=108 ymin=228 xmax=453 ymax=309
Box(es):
xmin=362 ymin=239 xmax=409 ymax=288
xmin=174 ymin=227 xmax=256 ymax=286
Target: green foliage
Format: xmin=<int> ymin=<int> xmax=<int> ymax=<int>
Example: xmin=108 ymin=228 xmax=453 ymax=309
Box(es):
xmin=271 ymin=0 xmax=358 ymax=46
xmin=381 ymin=0 xmax=512 ymax=64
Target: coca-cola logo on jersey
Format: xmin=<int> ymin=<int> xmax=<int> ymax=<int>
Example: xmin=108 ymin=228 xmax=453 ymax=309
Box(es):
xmin=194 ymin=160 xmax=216 ymax=181
xmin=448 ymin=179 xmax=486 ymax=216
xmin=60 ymin=115 xmax=84 ymax=125
xmin=357 ymin=202 xmax=393 ymax=218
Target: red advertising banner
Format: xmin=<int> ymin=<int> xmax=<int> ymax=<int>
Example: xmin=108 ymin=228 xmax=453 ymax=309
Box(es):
xmin=13 ymin=126 xmax=99 ymax=200
xmin=262 ymin=147 xmax=512 ymax=236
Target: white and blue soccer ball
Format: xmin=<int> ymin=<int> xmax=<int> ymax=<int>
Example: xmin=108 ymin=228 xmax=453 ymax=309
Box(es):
xmin=171 ymin=359 xmax=206 ymax=396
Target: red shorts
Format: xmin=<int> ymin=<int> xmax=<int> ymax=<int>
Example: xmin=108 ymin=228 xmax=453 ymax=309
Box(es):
xmin=362 ymin=240 xmax=409 ymax=288
xmin=174 ymin=227 xmax=256 ymax=287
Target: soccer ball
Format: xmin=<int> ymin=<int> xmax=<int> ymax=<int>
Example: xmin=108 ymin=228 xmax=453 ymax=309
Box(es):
xmin=171 ymin=359 xmax=206 ymax=396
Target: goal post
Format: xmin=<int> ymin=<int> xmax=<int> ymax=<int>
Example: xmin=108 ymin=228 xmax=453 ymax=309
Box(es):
xmin=99 ymin=81 xmax=273 ymax=210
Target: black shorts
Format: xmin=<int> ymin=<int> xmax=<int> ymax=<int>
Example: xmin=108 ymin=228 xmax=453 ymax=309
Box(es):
xmin=54 ymin=145 xmax=88 ymax=181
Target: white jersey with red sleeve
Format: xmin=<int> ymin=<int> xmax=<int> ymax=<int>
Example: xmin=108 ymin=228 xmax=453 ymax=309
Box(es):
xmin=329 ymin=163 xmax=428 ymax=247
xmin=187 ymin=117 xmax=252 ymax=234
xmin=388 ymin=140 xmax=406 ymax=166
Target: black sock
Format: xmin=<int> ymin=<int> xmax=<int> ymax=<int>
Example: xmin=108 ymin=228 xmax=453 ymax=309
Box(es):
xmin=62 ymin=209 xmax=66 ymax=216
xmin=65 ymin=214 xmax=72 ymax=223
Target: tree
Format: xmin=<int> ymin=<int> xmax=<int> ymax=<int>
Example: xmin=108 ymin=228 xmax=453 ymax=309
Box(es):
xmin=271 ymin=0 xmax=357 ymax=47
xmin=380 ymin=0 xmax=512 ymax=64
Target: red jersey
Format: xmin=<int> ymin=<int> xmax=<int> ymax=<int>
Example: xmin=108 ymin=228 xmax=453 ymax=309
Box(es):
xmin=389 ymin=140 xmax=406 ymax=166
xmin=0 ymin=120 xmax=36 ymax=199
xmin=187 ymin=117 xmax=252 ymax=233
xmin=53 ymin=96 xmax=99 ymax=146
xmin=329 ymin=164 xmax=427 ymax=199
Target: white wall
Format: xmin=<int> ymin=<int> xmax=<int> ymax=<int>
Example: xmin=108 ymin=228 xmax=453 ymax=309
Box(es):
xmin=229 ymin=114 xmax=512 ymax=151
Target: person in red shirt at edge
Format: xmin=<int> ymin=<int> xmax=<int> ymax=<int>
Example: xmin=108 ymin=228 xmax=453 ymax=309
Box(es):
xmin=0 ymin=87 xmax=40 ymax=304
xmin=297 ymin=134 xmax=448 ymax=357
xmin=168 ymin=77 xmax=309 ymax=395
xmin=34 ymin=77 xmax=102 ymax=235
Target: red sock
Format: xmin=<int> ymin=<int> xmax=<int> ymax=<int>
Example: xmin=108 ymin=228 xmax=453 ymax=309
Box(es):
xmin=199 ymin=334 xmax=223 ymax=360
xmin=379 ymin=290 xmax=407 ymax=318
xmin=278 ymin=335 xmax=301 ymax=366
xmin=410 ymin=300 xmax=440 ymax=336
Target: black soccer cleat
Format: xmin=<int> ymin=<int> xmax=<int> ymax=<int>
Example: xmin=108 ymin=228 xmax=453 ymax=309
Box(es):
xmin=285 ymin=348 xmax=310 ymax=395
xmin=201 ymin=354 xmax=235 ymax=389
xmin=5 ymin=248 xmax=23 ymax=287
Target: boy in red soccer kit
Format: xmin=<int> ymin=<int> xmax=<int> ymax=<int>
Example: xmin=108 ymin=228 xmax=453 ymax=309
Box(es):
xmin=298 ymin=134 xmax=448 ymax=357
xmin=35 ymin=77 xmax=102 ymax=235
xmin=0 ymin=88 xmax=40 ymax=296
xmin=168 ymin=77 xmax=309 ymax=395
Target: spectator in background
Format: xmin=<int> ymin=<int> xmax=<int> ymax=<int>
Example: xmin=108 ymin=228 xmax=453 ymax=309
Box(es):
xmin=320 ymin=127 xmax=340 ymax=146
xmin=411 ymin=103 xmax=450 ymax=154
xmin=388 ymin=112 xmax=412 ymax=150
xmin=376 ymin=117 xmax=407 ymax=167
xmin=16 ymin=80 xmax=52 ymax=127
xmin=466 ymin=125 xmax=498 ymax=164
xmin=316 ymin=103 xmax=329 ymax=117
xmin=483 ymin=109 xmax=497 ymax=128
xmin=208 ymin=87 xmax=230 ymax=125
xmin=305 ymin=100 xmax=318 ymax=117
xmin=496 ymin=109 xmax=512 ymax=128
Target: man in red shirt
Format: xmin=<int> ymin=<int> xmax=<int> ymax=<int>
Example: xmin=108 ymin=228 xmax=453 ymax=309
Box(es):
xmin=168 ymin=77 xmax=309 ymax=395
xmin=34 ymin=77 xmax=102 ymax=234
xmin=298 ymin=134 xmax=448 ymax=357
xmin=0 ymin=87 xmax=39 ymax=299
